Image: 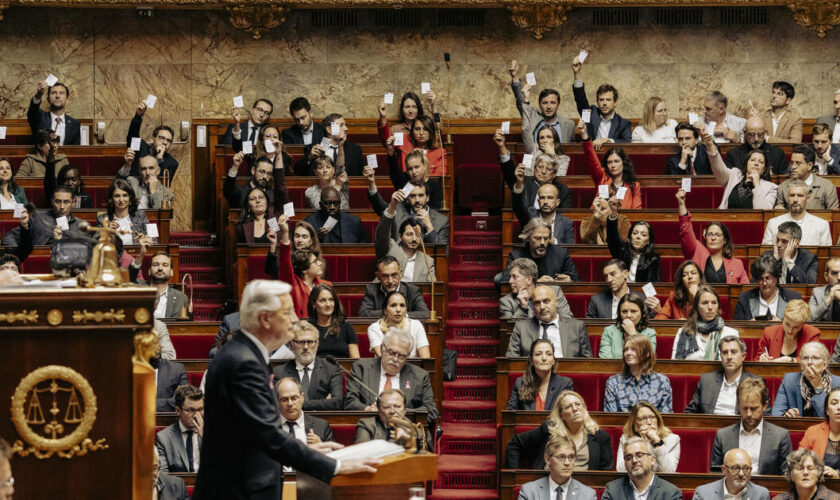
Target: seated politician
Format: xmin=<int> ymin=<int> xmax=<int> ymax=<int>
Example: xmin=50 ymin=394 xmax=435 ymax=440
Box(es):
xmin=498 ymin=219 xmax=580 ymax=285
xmin=501 ymin=257 xmax=571 ymax=320
xmin=733 ymin=253 xmax=802 ymax=321
xmin=303 ymin=186 xmax=368 ymax=243
xmin=615 ymin=402 xmax=680 ymax=473
xmin=672 ymin=285 xmax=738 ymax=361
xmin=586 ymin=259 xmax=647 ymax=320
xmin=598 ymin=294 xmax=657 ymax=359
xmin=354 ymin=389 xmax=432 ymax=450
xmin=357 ymin=256 xmax=429 ymax=318
xmin=651 ymin=260 xmax=704 ymax=320
xmin=694 ymin=448 xmax=770 ymax=500
xmin=774 ymin=449 xmax=840 ymax=500
xmin=273 ymin=321 xmax=343 ymax=411
xmin=506 ymin=285 xmax=591 ymax=358
xmin=772 ymin=342 xmax=840 ymax=418
xmin=367 ymin=290 xmax=430 ymax=358
xmin=156 ymin=385 xmax=203 ymax=473
xmin=756 ymin=299 xmax=820 ymax=363
xmin=604 ymin=336 xmax=672 ymax=413
xmin=799 ymin=386 xmax=840 ymax=478
xmin=685 ymin=336 xmax=761 ymax=415
xmin=506 ymin=339 xmax=573 ymax=411
xmin=276 ymin=377 xmax=333 ymax=446
xmin=517 ymin=434 xmax=597 ymax=500
xmin=601 ymin=437 xmax=682 ymax=500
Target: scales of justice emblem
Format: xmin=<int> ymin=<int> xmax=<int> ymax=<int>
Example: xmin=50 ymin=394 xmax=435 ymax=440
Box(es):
xmin=9 ymin=365 xmax=108 ymax=459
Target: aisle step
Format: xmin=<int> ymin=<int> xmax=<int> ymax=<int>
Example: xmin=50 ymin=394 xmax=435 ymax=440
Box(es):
xmin=439 ymin=423 xmax=497 ymax=454
xmin=452 ymin=231 xmax=501 ymax=247
xmin=445 ymin=319 xmax=500 ymax=340
xmin=445 ymin=338 xmax=498 ymax=359
xmin=443 ymin=378 xmax=495 ymax=401
xmin=447 ymin=282 xmax=498 ymax=302
xmin=180 ymin=266 xmax=224 ymax=284
xmin=170 ymin=232 xmax=215 ymax=247
xmin=178 ymin=247 xmax=223 ymax=267
xmin=448 ymin=301 xmax=499 ymax=321
xmin=192 ymin=283 xmax=229 ymax=304
xmin=454 ymin=358 xmax=496 ymax=379
xmin=429 ymin=488 xmax=498 ymax=500
xmin=453 ymin=216 xmax=502 ymax=232
xmin=450 ymin=246 xmax=503 ymax=267
xmin=435 ymin=454 xmax=497 ymax=490
xmin=449 ymin=265 xmax=498 ymax=282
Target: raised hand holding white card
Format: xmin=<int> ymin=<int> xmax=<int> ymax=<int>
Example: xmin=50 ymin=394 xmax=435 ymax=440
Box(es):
xmin=401 ymin=183 xmax=415 ymax=197
xmin=366 ymin=154 xmax=378 ymax=169
xmin=0 ymin=127 xmax=6 ymax=140
xmin=283 ymin=202 xmax=295 ymax=218
xmin=55 ymin=216 xmax=69 ymax=230
xmin=320 ymin=138 xmax=332 ymax=150
xmin=45 ymin=74 xmax=58 ymax=86
xmin=13 ymin=204 xmax=23 ymax=218
xmin=421 ymin=82 xmax=431 ymax=95
xmin=598 ymin=185 xmax=610 ymax=199
xmin=233 ymin=95 xmax=244 ymax=108
xmin=393 ymin=133 xmax=404 ymax=146
xmin=242 ymin=141 xmax=253 ymax=154
xmin=144 ymin=94 xmax=157 ymax=109
xmin=682 ymin=177 xmax=692 ymax=192
xmin=323 ymin=216 xmax=338 ymax=232
xmin=581 ymin=109 xmax=591 ymax=123
xmin=688 ymin=112 xmax=699 ymax=125
xmin=578 ymin=50 xmax=589 ymax=63
xmin=330 ymin=122 xmax=340 ymax=136
xmin=501 ymin=121 xmax=511 ymax=134
xmin=130 ymin=137 xmax=142 ymax=151
xmin=146 ymin=223 xmax=159 ymax=238
xmin=267 ymin=217 xmax=281 ymax=233
xmin=264 ymin=139 xmax=275 ymax=153
xmin=616 ymin=186 xmax=628 ymax=200
xmin=705 ymin=121 xmax=717 ymax=136
xmin=384 ymin=93 xmax=394 ymax=104
xmin=521 ymin=154 xmax=533 ymax=168
xmin=525 ymin=72 xmax=536 ymax=86
xmin=642 ymin=282 xmax=657 ymax=298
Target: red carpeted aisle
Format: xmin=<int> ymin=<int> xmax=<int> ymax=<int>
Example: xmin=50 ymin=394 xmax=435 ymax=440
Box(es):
xmin=430 ymin=216 xmax=502 ymax=500
xmin=170 ymin=232 xmax=228 ymax=321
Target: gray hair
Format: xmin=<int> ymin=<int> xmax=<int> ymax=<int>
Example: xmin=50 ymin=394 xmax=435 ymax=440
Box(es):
xmin=239 ymin=279 xmax=293 ymax=332
xmin=533 ymin=152 xmax=562 ymax=174
xmin=718 ymin=334 xmax=746 ymax=354
xmin=801 ymin=341 xmax=830 ymax=361
xmin=518 ymin=218 xmax=552 ymax=242
xmin=784 ymin=449 xmax=825 ymax=485
xmin=623 ymin=435 xmax=653 ymax=455
xmin=705 ymin=90 xmax=728 ymax=108
xmin=293 ymin=320 xmax=319 ymax=338
xmin=510 ymin=258 xmax=538 ymax=281
xmin=383 ymin=329 xmax=412 ymax=351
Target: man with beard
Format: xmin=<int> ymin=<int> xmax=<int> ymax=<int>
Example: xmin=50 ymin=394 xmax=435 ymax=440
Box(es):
xmin=810 ymin=123 xmax=840 ymax=175
xmin=281 ymin=97 xmax=325 ymax=146
xmin=500 ymin=258 xmax=571 ymax=320
xmin=762 ymin=181 xmax=832 ymax=246
xmin=222 ymin=155 xmax=277 ymax=209
xmin=513 ymin=182 xmax=574 ymax=245
xmin=775 ymin=146 xmax=838 ymax=210
xmin=2 ymin=186 xmax=80 ymax=247
xmin=273 ymin=322 xmax=343 ymax=410
xmin=602 ymin=436 xmax=681 ymax=500
xmin=27 ymin=79 xmax=81 ymax=145
xmin=811 ymin=258 xmax=840 ymax=323
xmin=358 ymin=255 xmax=429 ymax=318
xmin=666 ymin=122 xmax=713 ymax=176
xmin=343 ymin=330 xmax=438 ymax=419
xmin=130 ymin=251 xmax=189 ymax=320
xmin=724 ymin=116 xmax=788 ymax=175
xmin=571 ymin=55 xmax=632 ymax=145
xmin=508 ymin=60 xmax=575 ymax=148
xmin=506 ymin=285 xmax=591 ymax=358
xmin=586 ymin=259 xmax=647 ymax=319
xmin=499 ymin=219 xmax=579 ymax=285
xmin=304 ymin=186 xmax=368 ymax=243
xmin=697 ymin=91 xmax=746 ymax=144
xmin=694 ymin=448 xmax=770 ymax=500
xmin=222 ymin=97 xmax=273 ymax=146
xmin=370 ymin=182 xmax=448 ymax=245
xmin=760 ymin=81 xmax=802 ymax=144
xmin=685 ymin=336 xmax=761 ymax=415
xmin=374 ymin=190 xmax=435 ymax=282
xmin=122 ymin=101 xmax=179 ymax=179
xmin=119 ymin=153 xmax=175 ymax=210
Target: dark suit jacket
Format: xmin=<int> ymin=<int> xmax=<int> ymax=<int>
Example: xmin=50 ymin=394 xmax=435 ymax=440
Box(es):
xmin=157 ymin=422 xmax=201 ymax=473
xmin=500 ymin=245 xmax=580 ymax=283
xmin=512 ymin=191 xmax=575 ymax=244
xmin=282 ymin=414 xmax=333 ymax=443
xmin=303 ymin=211 xmax=368 ymax=244
xmin=355 ymin=416 xmax=390 ymax=443
xmin=724 ymin=142 xmax=788 ymax=175
xmin=125 ymin=113 xmax=179 ymax=179
xmin=601 ymin=475 xmax=682 ymax=500
xmin=27 ymin=99 xmax=81 ymax=145
xmin=273 ymin=358 xmax=343 ymax=410
xmin=572 ymin=84 xmax=632 ymax=142
xmin=732 ymin=287 xmax=802 ymax=320
xmin=505 ymin=422 xmax=613 ymax=470
xmin=1 ymin=209 xmax=84 ymax=247
xmin=156 ymin=359 xmax=188 ymax=412
xmin=506 ymin=372 xmax=574 ymax=410
xmin=585 ymin=289 xmax=646 ymax=319
xmin=157 ymin=472 xmax=188 ymax=500
xmin=606 ymin=216 xmax=660 ymax=283
xmin=301 ymin=140 xmax=364 ymax=176
xmin=281 ymin=122 xmax=326 ymax=146
xmin=710 ymin=420 xmax=792 ymax=475
xmin=357 ymin=282 xmax=429 ymax=317
xmin=193 ymin=333 xmax=336 ymax=500
xmin=684 ymin=370 xmax=761 ymax=414
xmin=809 ymin=143 xmax=840 ymax=175
xmin=500 ymin=157 xmax=572 ymax=209
xmin=506 ymin=316 xmax=592 ymax=358
xmin=343 ymin=357 xmax=438 ymax=420
xmin=665 ymin=143 xmax=712 ymax=175
xmin=759 ymin=249 xmax=818 ymax=284
xmin=223 ymin=121 xmax=264 ymax=146
xmin=209 ymin=312 xmax=240 ymax=358
xmin=222 ymin=166 xmax=287 ymax=210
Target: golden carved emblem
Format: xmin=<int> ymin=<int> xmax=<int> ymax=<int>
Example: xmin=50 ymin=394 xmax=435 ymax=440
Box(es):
xmin=508 ymin=4 xmax=570 ymax=39
xmin=227 ymin=4 xmax=288 ymax=39
xmin=10 ymin=365 xmax=108 ymax=459
xmin=134 ymin=307 xmax=151 ymax=325
xmin=0 ymin=309 xmax=38 ymax=325
xmin=46 ymin=309 xmax=63 ymax=326
xmin=132 ymin=331 xmax=159 ymax=368
xmin=72 ymin=308 xmax=125 ymax=324
xmin=788 ymin=1 xmax=840 ymax=37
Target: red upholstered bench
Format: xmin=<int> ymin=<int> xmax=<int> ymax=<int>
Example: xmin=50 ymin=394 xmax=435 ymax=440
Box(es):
xmin=567 ymin=153 xmax=673 ymax=177
xmin=11 ymin=156 xmax=123 ymax=177
xmin=246 ymin=252 xmax=380 ymax=283
xmin=171 ymin=335 xmax=217 ymax=359
xmin=569 ymin=186 xmax=724 ymax=210
xmin=284 ymin=186 xmax=395 ymax=210
xmin=570 ymin=256 xmax=703 ymax=282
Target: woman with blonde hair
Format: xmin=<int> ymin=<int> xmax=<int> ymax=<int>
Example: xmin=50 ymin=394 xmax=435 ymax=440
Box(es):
xmin=616 ymin=401 xmax=680 ymax=472
xmin=632 ymin=97 xmax=678 ymax=143
xmin=504 ymin=390 xmax=613 ymax=470
xmin=757 ymin=299 xmax=821 ymax=362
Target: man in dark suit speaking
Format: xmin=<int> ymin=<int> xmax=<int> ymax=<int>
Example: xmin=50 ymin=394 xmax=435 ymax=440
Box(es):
xmin=193 ymin=280 xmax=379 ymax=500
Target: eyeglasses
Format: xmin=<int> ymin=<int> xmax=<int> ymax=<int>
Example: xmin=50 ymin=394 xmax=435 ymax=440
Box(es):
xmin=253 ymin=107 xmax=272 ymax=116
xmin=794 ymin=465 xmax=819 ymax=473
xmin=801 ymin=356 xmax=823 ymax=363
xmin=552 ymin=454 xmax=576 ymax=463
xmin=624 ymin=452 xmax=652 ymax=462
xmin=293 ymin=339 xmax=317 ymax=347
xmin=384 ymin=348 xmax=409 ymax=361
xmin=705 ymin=232 xmax=724 ymax=239
xmin=723 ymin=465 xmax=752 ymax=474
xmin=637 ymin=415 xmax=657 ymax=423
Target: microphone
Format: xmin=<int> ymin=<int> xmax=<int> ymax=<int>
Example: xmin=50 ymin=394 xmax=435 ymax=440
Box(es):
xmin=323 ymin=355 xmax=381 ymax=403
xmin=444 ymin=52 xmax=450 ymax=70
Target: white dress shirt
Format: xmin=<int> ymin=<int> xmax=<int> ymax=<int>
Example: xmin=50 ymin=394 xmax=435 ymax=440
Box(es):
xmin=632 ymin=476 xmax=654 ymax=500
xmin=738 ymin=422 xmax=763 ymax=474
xmin=378 ymin=369 xmax=400 ymax=394
xmin=631 ymin=119 xmax=678 ymax=143
xmin=762 ymin=212 xmax=832 ymax=247
xmin=0 ymin=195 xmax=15 ymax=210
xmin=403 ymin=253 xmax=416 ymax=282
xmin=296 ymin=360 xmax=315 ymax=385
xmin=302 ymin=124 xmax=314 ymax=145
xmin=713 ymin=374 xmax=741 ymax=415
xmin=715 ymin=113 xmax=747 ymax=144
xmin=538 ymin=316 xmax=564 ymax=358
xmin=629 ymin=255 xmax=640 ymax=282
xmin=154 ymin=287 xmax=169 ymax=319
xmin=548 ymin=477 xmax=571 ymax=500
xmin=178 ymin=420 xmax=201 ymax=471
xmin=597 ymin=113 xmax=614 ymax=141
xmin=678 ymin=147 xmax=699 ymax=171
xmin=610 ymin=294 xmax=622 ymax=319
xmin=115 ymin=215 xmax=134 ymax=245
xmin=771 ymin=111 xmax=785 ymax=136
xmin=758 ymin=291 xmax=779 ymax=318
xmin=724 ymin=482 xmax=748 ymax=500
xmin=50 ymin=111 xmax=66 ymax=145
xmin=279 ymin=414 xmax=307 ymax=443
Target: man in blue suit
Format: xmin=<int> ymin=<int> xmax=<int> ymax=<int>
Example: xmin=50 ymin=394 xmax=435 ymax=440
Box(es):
xmin=27 ymin=80 xmax=81 ymax=145
xmin=571 ymin=56 xmax=631 ymax=145
xmin=304 ymin=186 xmax=368 ymax=243
xmin=811 ymin=123 xmax=840 ymax=175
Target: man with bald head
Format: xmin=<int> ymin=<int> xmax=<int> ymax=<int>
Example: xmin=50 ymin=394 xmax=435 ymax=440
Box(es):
xmin=303 ymin=186 xmax=368 ymax=243
xmin=506 ymin=285 xmax=591 ymax=358
xmin=512 ymin=182 xmax=575 ymax=244
xmin=694 ymin=448 xmax=770 ymax=500
xmin=724 ymin=116 xmax=788 ymax=175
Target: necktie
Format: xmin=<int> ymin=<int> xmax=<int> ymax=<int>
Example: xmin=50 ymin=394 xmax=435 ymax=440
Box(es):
xmin=687 ymin=155 xmax=696 ymax=176
xmin=185 ymin=430 xmax=194 ymax=472
xmin=54 ymin=116 xmax=62 ymax=129
xmin=556 ymin=485 xmax=563 ymax=500
xmin=383 ymin=375 xmax=393 ymax=391
xmin=248 ymin=126 xmax=257 ymax=144
xmin=301 ymin=366 xmax=311 ymax=395
xmin=541 ymin=323 xmax=551 ymax=339
xmin=831 ymin=299 xmax=840 ymax=322
xmin=287 ymin=421 xmax=296 ymax=435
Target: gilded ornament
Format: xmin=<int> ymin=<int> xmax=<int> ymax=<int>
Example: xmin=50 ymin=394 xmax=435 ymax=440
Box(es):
xmin=9 ymin=365 xmax=108 ymax=459
xmin=46 ymin=309 xmax=63 ymax=326
xmin=0 ymin=309 xmax=38 ymax=325
xmin=133 ymin=330 xmax=158 ymax=367
xmin=508 ymin=4 xmax=571 ymax=39
xmin=134 ymin=307 xmax=150 ymax=325
xmin=788 ymin=1 xmax=840 ymax=37
xmin=72 ymin=308 xmax=125 ymax=324
xmin=226 ymin=4 xmax=288 ymax=39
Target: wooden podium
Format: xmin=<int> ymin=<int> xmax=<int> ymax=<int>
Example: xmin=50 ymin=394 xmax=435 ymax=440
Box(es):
xmin=0 ymin=285 xmax=157 ymax=500
xmin=297 ymin=452 xmax=438 ymax=500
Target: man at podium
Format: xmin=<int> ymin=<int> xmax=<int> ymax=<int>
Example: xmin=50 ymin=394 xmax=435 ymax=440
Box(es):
xmin=193 ymin=280 xmax=380 ymax=500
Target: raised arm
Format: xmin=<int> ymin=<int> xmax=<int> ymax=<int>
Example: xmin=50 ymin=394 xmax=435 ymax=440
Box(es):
xmin=676 ymin=189 xmax=700 ymax=259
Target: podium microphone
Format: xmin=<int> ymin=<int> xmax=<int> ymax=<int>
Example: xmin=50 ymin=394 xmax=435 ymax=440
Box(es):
xmin=323 ymin=355 xmax=381 ymax=403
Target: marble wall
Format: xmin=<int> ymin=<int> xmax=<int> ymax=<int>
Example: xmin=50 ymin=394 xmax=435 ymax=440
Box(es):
xmin=1 ymin=6 xmax=839 ymax=229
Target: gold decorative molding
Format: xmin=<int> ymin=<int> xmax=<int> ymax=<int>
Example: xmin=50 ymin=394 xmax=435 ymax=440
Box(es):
xmin=134 ymin=307 xmax=150 ymax=325
xmin=132 ymin=331 xmax=158 ymax=368
xmin=508 ymin=4 xmax=570 ymax=39
xmin=10 ymin=365 xmax=108 ymax=459
xmin=226 ymin=4 xmax=288 ymax=40
xmin=788 ymin=1 xmax=840 ymax=37
xmin=72 ymin=308 xmax=125 ymax=324
xmin=0 ymin=309 xmax=38 ymax=325
xmin=47 ymin=309 xmax=63 ymax=326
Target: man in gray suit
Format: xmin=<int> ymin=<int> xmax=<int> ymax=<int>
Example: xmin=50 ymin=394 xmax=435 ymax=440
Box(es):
xmin=273 ymin=322 xmax=343 ymax=410
xmin=775 ymin=146 xmax=839 ymax=211
xmin=500 ymin=258 xmax=571 ymax=320
xmin=355 ymin=389 xmax=406 ymax=443
xmin=508 ymin=60 xmax=575 ymax=148
xmin=130 ymin=251 xmax=188 ymax=320
xmin=816 ymin=89 xmax=840 ymax=141
xmin=153 ymin=448 xmax=189 ymax=500
xmin=602 ymin=436 xmax=682 ymax=500
xmin=276 ymin=377 xmax=333 ymax=444
xmin=157 ymin=384 xmax=204 ymax=473
xmin=506 ymin=285 xmax=591 ymax=358
xmin=710 ymin=377 xmax=792 ymax=475
xmin=694 ymin=448 xmax=770 ymax=500
xmin=811 ymin=257 xmax=840 ymax=323
xmin=518 ymin=435 xmax=596 ymax=500
xmin=344 ymin=330 xmax=438 ymax=419
xmin=374 ymin=190 xmax=435 ymax=282
xmin=685 ymin=336 xmax=762 ymax=415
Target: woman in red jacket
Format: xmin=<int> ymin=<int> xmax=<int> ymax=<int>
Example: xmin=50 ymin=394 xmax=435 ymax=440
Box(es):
xmin=386 ymin=115 xmax=446 ymax=176
xmin=268 ymin=215 xmax=331 ymax=318
xmin=676 ymin=189 xmax=749 ymax=284
xmin=576 ymin=120 xmax=642 ymax=209
xmin=756 ymin=299 xmax=821 ymax=362
xmin=799 ymin=387 xmax=840 ymax=478
xmin=652 ymin=260 xmax=705 ymax=320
